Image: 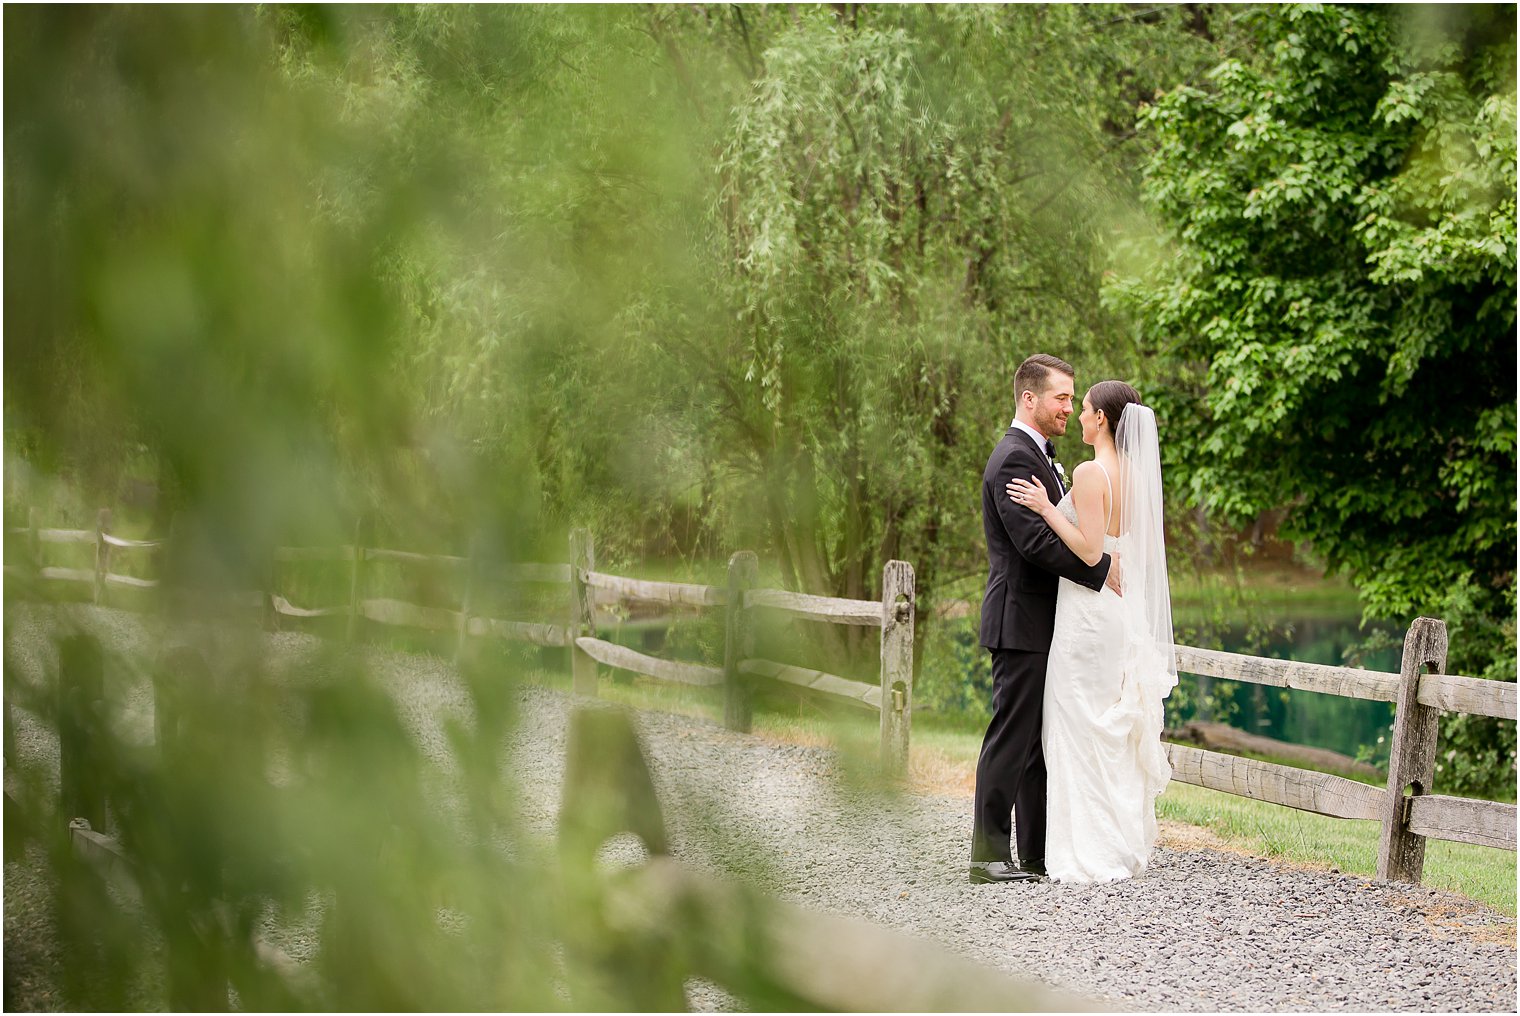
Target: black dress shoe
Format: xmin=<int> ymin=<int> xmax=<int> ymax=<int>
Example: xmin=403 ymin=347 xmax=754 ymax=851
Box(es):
xmin=1020 ymin=858 xmax=1048 ymax=877
xmin=968 ymin=861 xmax=1041 ymax=884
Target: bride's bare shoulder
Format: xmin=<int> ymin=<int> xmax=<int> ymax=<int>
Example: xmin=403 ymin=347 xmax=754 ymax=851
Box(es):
xmin=1069 ymin=461 xmax=1104 ymax=485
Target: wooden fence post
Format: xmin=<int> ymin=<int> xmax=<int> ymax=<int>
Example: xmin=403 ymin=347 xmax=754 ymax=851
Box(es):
xmin=154 ymin=646 xmax=208 ymax=761
xmin=1377 ymin=616 xmax=1448 ymax=883
xmin=93 ymin=508 xmax=113 ymax=605
xmin=58 ymin=634 xmax=107 ymax=831
xmin=559 ymin=705 xmax=678 ymax=1010
xmin=454 ymin=537 xmax=477 ymax=666
xmin=569 ymin=529 xmax=597 ymax=697
xmin=723 ymin=551 xmax=758 ymax=733
xmin=879 ymin=560 xmax=914 ymax=775
xmin=346 ymin=517 xmax=367 ymax=643
xmin=150 ymin=645 xmax=231 ymax=1009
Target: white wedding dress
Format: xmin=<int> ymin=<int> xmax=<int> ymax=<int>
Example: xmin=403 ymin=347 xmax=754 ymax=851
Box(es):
xmin=1042 ymin=465 xmax=1176 ymax=884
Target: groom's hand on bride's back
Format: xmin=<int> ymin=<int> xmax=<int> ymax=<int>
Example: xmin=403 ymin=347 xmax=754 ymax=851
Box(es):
xmin=1105 ymin=553 xmax=1122 ymax=597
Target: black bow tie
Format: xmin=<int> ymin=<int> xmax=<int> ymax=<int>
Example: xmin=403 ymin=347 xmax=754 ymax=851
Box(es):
xmin=1044 ymin=440 xmax=1056 ymax=460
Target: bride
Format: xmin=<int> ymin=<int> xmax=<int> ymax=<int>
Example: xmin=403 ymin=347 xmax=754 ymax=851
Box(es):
xmin=1005 ymin=381 xmax=1177 ymax=884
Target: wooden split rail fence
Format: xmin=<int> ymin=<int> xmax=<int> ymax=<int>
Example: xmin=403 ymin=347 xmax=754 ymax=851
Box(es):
xmin=6 ymin=509 xmax=161 ymax=605
xmin=6 ymin=515 xmax=916 ymax=771
xmin=568 ymin=533 xmax=916 ymax=770
xmin=7 ymin=509 xmax=1515 ymax=883
xmin=1163 ymin=617 xmax=1516 ymax=881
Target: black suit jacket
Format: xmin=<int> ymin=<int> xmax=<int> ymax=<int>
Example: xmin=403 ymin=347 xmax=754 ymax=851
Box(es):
xmin=979 ymin=426 xmax=1111 ymax=652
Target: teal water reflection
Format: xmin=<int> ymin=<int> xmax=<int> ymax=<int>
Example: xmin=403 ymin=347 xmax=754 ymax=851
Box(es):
xmin=1178 ymin=616 xmax=1402 ymax=764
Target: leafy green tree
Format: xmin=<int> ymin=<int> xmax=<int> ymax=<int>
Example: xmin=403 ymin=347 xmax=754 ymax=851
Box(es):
xmin=1107 ymin=4 xmax=1516 ymax=794
xmin=696 ymin=4 xmax=1232 ymax=675
xmin=269 ymin=5 xmax=1237 ymax=684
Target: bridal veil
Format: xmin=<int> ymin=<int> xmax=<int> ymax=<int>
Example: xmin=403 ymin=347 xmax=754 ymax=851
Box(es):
xmin=1116 ymin=403 xmax=1176 ymax=689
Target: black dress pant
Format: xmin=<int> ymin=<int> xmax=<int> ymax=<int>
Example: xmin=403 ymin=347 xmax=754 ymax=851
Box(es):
xmin=970 ymin=647 xmax=1046 ymax=865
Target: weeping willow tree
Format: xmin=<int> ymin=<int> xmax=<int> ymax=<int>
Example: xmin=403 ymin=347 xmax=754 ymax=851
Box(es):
xmin=678 ymin=5 xmax=1238 ymax=688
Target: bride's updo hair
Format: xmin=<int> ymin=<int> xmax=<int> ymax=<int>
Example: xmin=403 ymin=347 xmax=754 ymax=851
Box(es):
xmin=1088 ymin=380 xmax=1143 ymax=443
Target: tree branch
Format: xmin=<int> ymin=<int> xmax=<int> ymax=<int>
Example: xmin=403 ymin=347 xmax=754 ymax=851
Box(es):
xmin=1026 ymin=130 xmax=1137 ymax=218
xmin=729 ymin=4 xmax=760 ymax=79
xmin=646 ymin=9 xmax=708 ymax=122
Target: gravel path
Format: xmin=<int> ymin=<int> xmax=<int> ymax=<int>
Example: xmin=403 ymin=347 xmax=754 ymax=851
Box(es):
xmin=6 ymin=605 xmax=1516 ymax=1012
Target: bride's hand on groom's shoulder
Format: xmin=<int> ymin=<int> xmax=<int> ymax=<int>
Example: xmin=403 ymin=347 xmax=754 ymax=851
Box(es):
xmin=1007 ymin=475 xmax=1052 ymax=516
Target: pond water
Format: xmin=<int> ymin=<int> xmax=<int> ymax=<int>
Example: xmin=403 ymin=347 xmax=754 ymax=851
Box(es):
xmin=1176 ymin=614 xmax=1402 ymax=764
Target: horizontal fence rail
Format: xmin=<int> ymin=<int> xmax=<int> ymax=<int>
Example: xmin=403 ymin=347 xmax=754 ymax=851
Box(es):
xmin=1164 ymin=742 xmax=1385 ymax=822
xmin=365 ymin=547 xmax=467 ymax=568
xmin=39 ymin=566 xmax=98 ymax=585
xmin=14 ymin=565 xmax=163 ymax=590
xmin=270 ymin=594 xmax=347 ymax=619
xmin=1416 ymin=672 xmax=1518 ymax=720
xmin=1406 ymin=795 xmax=1518 ymax=852
xmin=9 ymin=509 xmax=1514 ymax=883
xmin=361 ymin=597 xmax=464 ymax=633
xmin=741 ymin=588 xmax=884 ymax=627
xmin=1172 ymin=644 xmax=1399 ymax=703
xmin=738 ymin=659 xmax=883 ymax=711
xmin=105 ymin=573 xmax=157 ymax=590
xmin=1172 ymin=644 xmax=1516 ymax=722
xmin=468 ymin=617 xmax=569 ymax=649
xmin=575 ymin=636 xmax=723 ymax=688
xmin=101 ymin=533 xmax=160 ymax=549
xmin=37 ymin=528 xmax=96 ymax=544
xmin=583 ymin=570 xmax=728 ymax=608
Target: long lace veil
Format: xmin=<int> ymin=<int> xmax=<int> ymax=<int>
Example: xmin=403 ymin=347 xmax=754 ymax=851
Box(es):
xmin=1116 ymin=404 xmax=1177 ymax=685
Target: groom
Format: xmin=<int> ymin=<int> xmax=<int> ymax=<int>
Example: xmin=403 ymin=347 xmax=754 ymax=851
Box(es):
xmin=969 ymin=353 xmax=1116 ymax=885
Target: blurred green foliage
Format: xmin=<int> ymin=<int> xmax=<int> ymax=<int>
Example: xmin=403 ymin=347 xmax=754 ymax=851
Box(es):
xmin=3 ymin=6 xmax=719 ymax=1009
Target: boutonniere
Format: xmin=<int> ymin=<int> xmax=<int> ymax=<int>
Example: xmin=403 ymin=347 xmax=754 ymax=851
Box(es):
xmin=1053 ymin=460 xmax=1066 ymax=482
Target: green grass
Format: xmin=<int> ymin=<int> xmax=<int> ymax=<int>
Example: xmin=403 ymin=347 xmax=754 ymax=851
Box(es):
xmin=1157 ymin=781 xmax=1516 ymax=915
xmin=531 ymin=666 xmax=1517 ymax=915
xmin=1168 ymin=563 xmax=1367 ymax=628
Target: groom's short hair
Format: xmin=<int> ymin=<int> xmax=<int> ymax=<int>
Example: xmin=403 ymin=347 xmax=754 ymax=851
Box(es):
xmin=1014 ymin=354 xmax=1074 ymax=401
